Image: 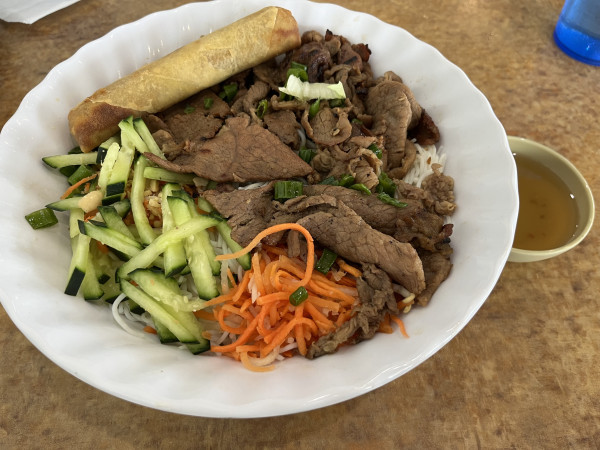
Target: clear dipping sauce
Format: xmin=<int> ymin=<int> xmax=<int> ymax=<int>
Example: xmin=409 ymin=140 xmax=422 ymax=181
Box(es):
xmin=513 ymin=154 xmax=579 ymax=251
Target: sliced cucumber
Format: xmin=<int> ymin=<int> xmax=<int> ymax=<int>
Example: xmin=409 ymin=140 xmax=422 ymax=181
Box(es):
xmin=117 ymin=215 xmax=219 ymax=279
xmin=143 ymin=167 xmax=196 ymax=185
xmin=65 ymin=232 xmax=91 ymax=296
xmin=97 ymin=135 xmax=120 ymax=164
xmin=105 ymin=134 xmax=135 ymax=199
xmin=119 ymin=280 xmax=198 ymax=344
xmin=161 ymin=183 xmax=187 ymax=277
xmin=132 ymin=117 xmax=165 ymax=159
xmin=130 ymin=155 xmax=156 ymax=245
xmin=154 ymin=319 xmax=178 ymax=344
xmin=43 ymin=152 xmax=99 ymax=169
xmin=46 ymin=195 xmax=85 ymax=212
xmin=111 ymin=199 xmax=131 ymax=218
xmin=168 ymin=196 xmax=219 ymax=300
xmin=81 ymin=257 xmax=104 ymax=300
xmin=78 ymin=220 xmax=143 ymax=260
xmin=214 ymin=220 xmax=251 ymax=270
xmin=97 ymin=141 xmax=121 ymax=194
xmin=98 ymin=205 xmax=136 ymax=240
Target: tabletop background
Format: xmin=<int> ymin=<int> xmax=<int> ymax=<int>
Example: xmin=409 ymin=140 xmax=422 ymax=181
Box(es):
xmin=1 ymin=0 xmax=599 ymax=448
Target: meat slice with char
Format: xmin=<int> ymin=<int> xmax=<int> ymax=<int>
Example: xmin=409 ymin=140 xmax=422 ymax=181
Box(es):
xmin=307 ymin=264 xmax=398 ymax=358
xmin=295 ymin=199 xmax=425 ymax=294
xmin=145 ymin=116 xmax=313 ymax=183
xmin=365 ymin=80 xmax=412 ymax=171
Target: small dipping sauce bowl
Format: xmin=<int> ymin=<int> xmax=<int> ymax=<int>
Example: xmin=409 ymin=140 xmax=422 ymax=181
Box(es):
xmin=508 ymin=136 xmax=594 ymax=263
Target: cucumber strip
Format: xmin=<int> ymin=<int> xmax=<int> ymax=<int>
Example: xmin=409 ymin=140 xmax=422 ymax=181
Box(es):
xmin=154 ymin=319 xmax=178 ymax=344
xmin=97 ymin=135 xmax=120 ymax=164
xmin=69 ymin=208 xmax=84 ymax=238
xmin=65 ymin=232 xmax=91 ymax=296
xmin=185 ymin=341 xmax=211 ymax=354
xmin=143 ymin=167 xmax=196 ymax=185
xmin=171 ymin=191 xmax=220 ymax=274
xmin=215 ymin=220 xmax=251 ymax=270
xmin=130 ymin=155 xmax=156 ymax=245
xmin=161 ymin=183 xmax=188 ymax=277
xmin=105 ymin=133 xmax=135 ymax=198
xmin=117 ymin=215 xmax=219 ymax=279
xmin=81 ymin=256 xmax=104 ymax=300
xmin=168 ymin=197 xmax=219 ymax=299
xmin=97 ymin=142 xmax=121 ymax=193
xmin=46 ymin=195 xmax=84 ymax=212
xmin=196 ymin=196 xmax=214 ymax=213
xmin=119 ymin=116 xmax=149 ymax=154
xmin=89 ymin=241 xmax=114 ymax=284
xmin=119 ymin=281 xmax=197 ymax=344
xmin=43 ymin=152 xmax=99 ymax=169
xmin=101 ymin=275 xmax=122 ymax=303
xmin=111 ymin=199 xmax=131 ymax=218
xmin=129 ymin=269 xmax=206 ymax=312
xmin=98 ymin=205 xmax=136 ymax=240
xmin=67 ymin=165 xmax=96 ymax=186
xmin=78 ymin=220 xmax=143 ymax=259
xmin=132 ymin=117 xmax=165 ymax=159
xmin=128 ymin=269 xmax=208 ymax=344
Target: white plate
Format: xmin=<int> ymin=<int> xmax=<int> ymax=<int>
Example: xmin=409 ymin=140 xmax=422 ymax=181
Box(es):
xmin=0 ymin=0 xmax=518 ymax=418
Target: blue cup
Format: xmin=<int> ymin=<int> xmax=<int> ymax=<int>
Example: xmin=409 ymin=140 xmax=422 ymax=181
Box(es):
xmin=553 ymin=0 xmax=600 ymax=65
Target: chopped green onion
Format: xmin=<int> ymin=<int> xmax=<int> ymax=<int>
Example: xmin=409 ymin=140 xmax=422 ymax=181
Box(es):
xmin=376 ymin=172 xmax=396 ymax=197
xmin=350 ymin=183 xmax=372 ymax=195
xmin=287 ymin=67 xmax=308 ymax=82
xmin=378 ymin=192 xmax=408 ymax=208
xmin=298 ymin=148 xmax=316 ymax=164
xmin=290 ymin=61 xmax=308 ymax=71
xmin=329 ymin=98 xmax=345 ymax=108
xmin=67 ymin=165 xmax=95 ymax=186
xmin=183 ymin=105 xmax=195 ymax=114
xmin=351 ymin=118 xmax=363 ymax=125
xmin=203 ymin=98 xmax=214 ymax=110
xmin=289 ymin=286 xmax=308 ymax=306
xmin=338 ymin=174 xmax=355 ymax=187
xmin=219 ymin=83 xmax=238 ymax=103
xmin=256 ymin=99 xmax=268 ymax=119
xmin=25 ymin=208 xmax=58 ymax=229
xmin=206 ymin=180 xmax=218 ymax=190
xmin=315 ymin=248 xmax=337 ymax=274
xmin=368 ymin=143 xmax=383 ymax=159
xmin=309 ymin=99 xmax=320 ymax=119
xmin=273 ymin=180 xmax=303 ymax=201
xmin=319 ymin=176 xmax=339 ymax=186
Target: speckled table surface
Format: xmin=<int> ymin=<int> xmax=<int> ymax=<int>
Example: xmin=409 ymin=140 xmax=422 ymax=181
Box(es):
xmin=1 ymin=0 xmax=599 ymax=448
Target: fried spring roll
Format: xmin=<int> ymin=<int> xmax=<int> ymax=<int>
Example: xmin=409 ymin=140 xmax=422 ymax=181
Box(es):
xmin=68 ymin=6 xmax=301 ymax=151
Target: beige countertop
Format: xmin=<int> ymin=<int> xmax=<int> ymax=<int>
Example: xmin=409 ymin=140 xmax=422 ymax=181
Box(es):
xmin=1 ymin=0 xmax=599 ymax=448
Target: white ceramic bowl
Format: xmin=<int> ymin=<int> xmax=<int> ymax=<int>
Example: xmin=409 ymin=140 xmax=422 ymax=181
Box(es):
xmin=507 ymin=136 xmax=595 ymax=263
xmin=0 ymin=0 xmax=518 ymax=417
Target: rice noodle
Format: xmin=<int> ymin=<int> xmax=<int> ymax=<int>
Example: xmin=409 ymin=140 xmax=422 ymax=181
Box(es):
xmin=111 ymin=294 xmax=148 ymax=338
xmin=402 ymin=142 xmax=446 ymax=187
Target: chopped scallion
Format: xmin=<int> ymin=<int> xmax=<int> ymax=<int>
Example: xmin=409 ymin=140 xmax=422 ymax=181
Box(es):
xmin=203 ymin=97 xmax=214 ymax=110
xmin=256 ymin=99 xmax=268 ymax=119
xmin=219 ymin=83 xmax=238 ymax=103
xmin=290 ymin=61 xmax=308 ymax=71
xmin=319 ymin=176 xmax=339 ymax=186
xmin=25 ymin=208 xmax=58 ymax=229
xmin=273 ymin=180 xmax=303 ymax=201
xmin=315 ymin=248 xmax=337 ymax=274
xmin=287 ymin=67 xmax=308 ymax=82
xmin=298 ymin=148 xmax=316 ymax=164
xmin=329 ymin=98 xmax=345 ymax=108
xmin=350 ymin=183 xmax=371 ymax=195
xmin=368 ymin=143 xmax=383 ymax=159
xmin=289 ymin=286 xmax=308 ymax=306
xmin=183 ymin=105 xmax=196 ymax=114
xmin=309 ymin=99 xmax=320 ymax=119
xmin=376 ymin=172 xmax=396 ymax=197
xmin=378 ymin=192 xmax=408 ymax=208
xmin=338 ymin=174 xmax=355 ymax=187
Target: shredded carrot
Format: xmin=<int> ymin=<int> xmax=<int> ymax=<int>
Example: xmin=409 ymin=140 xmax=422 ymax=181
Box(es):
xmin=390 ymin=315 xmax=409 ymax=338
xmin=60 ymin=173 xmax=97 ymax=199
xmin=336 ymin=259 xmax=362 ymax=278
xmin=215 ymin=223 xmax=315 ymax=287
xmin=96 ymin=241 xmax=109 ymax=254
xmin=143 ymin=325 xmax=157 ymax=335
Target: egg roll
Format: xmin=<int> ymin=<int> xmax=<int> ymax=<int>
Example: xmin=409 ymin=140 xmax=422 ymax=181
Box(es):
xmin=68 ymin=6 xmax=301 ymax=152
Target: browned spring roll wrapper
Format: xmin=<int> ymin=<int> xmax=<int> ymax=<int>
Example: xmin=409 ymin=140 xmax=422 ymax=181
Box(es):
xmin=68 ymin=6 xmax=301 ymax=152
